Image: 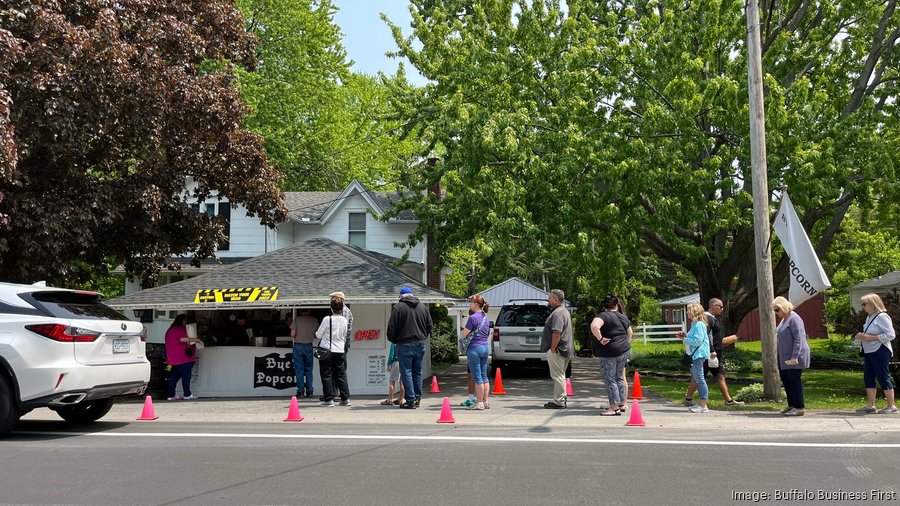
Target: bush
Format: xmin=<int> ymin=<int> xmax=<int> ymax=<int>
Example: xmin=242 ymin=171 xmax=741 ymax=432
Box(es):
xmin=732 ymin=383 xmax=786 ymax=404
xmin=630 ymin=351 xmax=684 ymax=371
xmin=430 ymin=330 xmax=459 ymax=367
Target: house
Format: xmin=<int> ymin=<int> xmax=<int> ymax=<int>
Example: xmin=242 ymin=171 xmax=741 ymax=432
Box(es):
xmin=849 ymin=271 xmax=900 ymax=311
xmin=118 ymin=178 xmax=448 ymax=311
xmin=660 ymin=292 xmax=828 ymax=340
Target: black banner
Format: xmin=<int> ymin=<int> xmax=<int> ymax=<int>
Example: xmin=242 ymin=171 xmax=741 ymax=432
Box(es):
xmin=253 ymin=352 xmax=296 ymax=389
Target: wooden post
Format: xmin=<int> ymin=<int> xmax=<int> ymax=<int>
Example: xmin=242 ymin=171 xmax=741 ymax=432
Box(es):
xmin=746 ymin=0 xmax=781 ymax=400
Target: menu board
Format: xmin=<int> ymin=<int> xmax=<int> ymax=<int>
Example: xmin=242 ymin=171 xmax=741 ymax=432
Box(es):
xmin=367 ymin=355 xmax=387 ymax=387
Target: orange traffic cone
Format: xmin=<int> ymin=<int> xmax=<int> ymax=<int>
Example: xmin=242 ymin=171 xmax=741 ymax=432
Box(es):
xmin=628 ymin=371 xmax=646 ymax=400
xmin=491 ymin=367 xmax=507 ymax=395
xmin=566 ymin=377 xmax=574 ymax=397
xmin=625 ymin=399 xmax=646 ymax=427
xmin=284 ymin=396 xmax=304 ymax=422
xmin=136 ymin=395 xmax=158 ymax=420
xmin=437 ymin=397 xmax=455 ymax=423
xmin=430 ymin=375 xmax=441 ymax=393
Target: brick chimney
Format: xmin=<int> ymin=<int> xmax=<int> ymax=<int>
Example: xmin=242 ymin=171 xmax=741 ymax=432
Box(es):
xmin=425 ymin=158 xmax=442 ymax=289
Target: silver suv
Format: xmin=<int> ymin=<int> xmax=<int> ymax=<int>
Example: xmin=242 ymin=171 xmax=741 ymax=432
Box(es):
xmin=491 ymin=299 xmax=553 ymax=371
xmin=0 ymin=282 xmax=150 ymax=435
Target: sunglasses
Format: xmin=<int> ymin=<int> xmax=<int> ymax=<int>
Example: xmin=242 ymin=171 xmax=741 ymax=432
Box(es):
xmin=772 ymin=308 xmax=781 ymax=313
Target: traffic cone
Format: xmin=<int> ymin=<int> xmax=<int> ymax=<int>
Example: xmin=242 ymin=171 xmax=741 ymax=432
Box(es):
xmin=628 ymin=371 xmax=646 ymax=400
xmin=430 ymin=375 xmax=441 ymax=393
xmin=625 ymin=400 xmax=646 ymax=427
xmin=136 ymin=395 xmax=158 ymax=420
xmin=283 ymin=396 xmax=304 ymax=422
xmin=437 ymin=397 xmax=455 ymax=423
xmin=491 ymin=367 xmax=507 ymax=395
xmin=566 ymin=377 xmax=574 ymax=397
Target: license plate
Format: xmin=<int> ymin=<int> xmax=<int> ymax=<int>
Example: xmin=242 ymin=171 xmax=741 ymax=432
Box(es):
xmin=525 ymin=336 xmax=539 ymax=345
xmin=113 ymin=339 xmax=130 ymax=354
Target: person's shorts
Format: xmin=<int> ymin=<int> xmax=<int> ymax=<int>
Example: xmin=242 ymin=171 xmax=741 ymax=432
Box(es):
xmin=389 ymin=363 xmax=400 ymax=383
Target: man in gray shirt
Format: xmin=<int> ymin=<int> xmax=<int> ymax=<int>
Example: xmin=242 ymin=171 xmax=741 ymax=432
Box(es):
xmin=541 ymin=289 xmax=573 ymax=409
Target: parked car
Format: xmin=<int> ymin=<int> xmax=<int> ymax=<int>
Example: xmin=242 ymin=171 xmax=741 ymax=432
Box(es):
xmin=0 ymin=282 xmax=150 ymax=435
xmin=491 ymin=299 xmax=554 ymax=371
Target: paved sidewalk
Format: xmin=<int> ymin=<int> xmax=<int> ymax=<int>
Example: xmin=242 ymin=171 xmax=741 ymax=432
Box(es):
xmin=21 ymin=357 xmax=900 ymax=433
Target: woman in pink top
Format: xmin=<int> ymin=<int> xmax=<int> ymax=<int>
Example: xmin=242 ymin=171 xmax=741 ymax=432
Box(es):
xmin=165 ymin=314 xmax=198 ymax=401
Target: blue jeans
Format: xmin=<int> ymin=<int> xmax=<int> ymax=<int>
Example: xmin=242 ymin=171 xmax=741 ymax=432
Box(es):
xmin=168 ymin=362 xmax=194 ymax=397
xmin=599 ymin=354 xmax=628 ymax=406
xmin=467 ymin=345 xmax=490 ymax=384
xmin=293 ymin=343 xmax=315 ymax=395
xmin=398 ymin=341 xmax=426 ymax=403
xmin=863 ymin=345 xmax=894 ymax=390
xmin=691 ymin=358 xmax=709 ymax=401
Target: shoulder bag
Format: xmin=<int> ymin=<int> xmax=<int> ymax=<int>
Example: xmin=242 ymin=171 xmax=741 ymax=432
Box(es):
xmin=459 ymin=313 xmax=488 ymax=354
xmin=858 ymin=312 xmax=885 ymax=357
xmin=314 ymin=317 xmax=333 ymax=361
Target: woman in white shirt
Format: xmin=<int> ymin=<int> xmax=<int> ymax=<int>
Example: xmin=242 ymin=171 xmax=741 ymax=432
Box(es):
xmin=855 ymin=293 xmax=897 ymax=414
xmin=315 ymin=297 xmax=350 ymax=407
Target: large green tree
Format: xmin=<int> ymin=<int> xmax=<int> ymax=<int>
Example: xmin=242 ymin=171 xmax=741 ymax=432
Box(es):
xmin=0 ymin=0 xmax=286 ymax=285
xmin=385 ymin=0 xmax=899 ymax=334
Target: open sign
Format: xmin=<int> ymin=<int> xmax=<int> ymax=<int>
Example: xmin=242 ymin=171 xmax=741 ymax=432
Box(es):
xmin=354 ymin=329 xmax=380 ymax=341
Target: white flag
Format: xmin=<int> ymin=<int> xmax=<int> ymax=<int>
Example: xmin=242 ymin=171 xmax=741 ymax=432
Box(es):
xmin=773 ymin=191 xmax=831 ymax=306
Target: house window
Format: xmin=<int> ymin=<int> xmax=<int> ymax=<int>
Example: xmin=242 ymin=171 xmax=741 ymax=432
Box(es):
xmin=348 ymin=212 xmax=366 ymax=249
xmin=191 ymin=201 xmax=231 ymax=251
xmin=664 ymin=309 xmax=669 ymax=322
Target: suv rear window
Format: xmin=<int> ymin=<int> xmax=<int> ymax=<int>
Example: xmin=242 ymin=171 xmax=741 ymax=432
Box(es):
xmin=496 ymin=305 xmax=551 ymax=326
xmin=24 ymin=291 xmax=127 ymax=320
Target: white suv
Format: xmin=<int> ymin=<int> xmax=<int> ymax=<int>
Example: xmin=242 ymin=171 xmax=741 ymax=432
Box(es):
xmin=491 ymin=299 xmax=553 ymax=371
xmin=0 ymin=282 xmax=150 ymax=435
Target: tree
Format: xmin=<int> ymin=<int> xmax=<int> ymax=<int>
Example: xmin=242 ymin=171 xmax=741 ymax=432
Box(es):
xmin=236 ymin=0 xmax=423 ymax=191
xmin=384 ymin=0 xmax=899 ymax=335
xmin=0 ymin=1 xmax=286 ymax=285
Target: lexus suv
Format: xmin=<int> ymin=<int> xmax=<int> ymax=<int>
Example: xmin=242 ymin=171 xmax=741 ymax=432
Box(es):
xmin=0 ymin=282 xmax=150 ymax=435
xmin=491 ymin=299 xmax=553 ymax=371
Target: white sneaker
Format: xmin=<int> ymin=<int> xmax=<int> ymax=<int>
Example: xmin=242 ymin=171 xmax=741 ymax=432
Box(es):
xmin=183 ymin=394 xmax=198 ymax=400
xmin=688 ymin=404 xmax=709 ymax=413
xmin=320 ymin=400 xmax=335 ymax=408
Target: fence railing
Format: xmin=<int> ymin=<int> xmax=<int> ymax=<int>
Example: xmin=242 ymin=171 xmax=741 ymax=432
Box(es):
xmin=634 ymin=323 xmax=687 ymax=344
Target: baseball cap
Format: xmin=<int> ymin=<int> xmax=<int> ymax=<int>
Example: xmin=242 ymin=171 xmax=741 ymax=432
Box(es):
xmin=329 ymin=291 xmax=346 ymax=299
xmin=399 ymin=286 xmax=413 ymax=296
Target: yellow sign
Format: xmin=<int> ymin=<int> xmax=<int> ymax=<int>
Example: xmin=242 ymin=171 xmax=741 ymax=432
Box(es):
xmin=194 ymin=286 xmax=279 ymax=303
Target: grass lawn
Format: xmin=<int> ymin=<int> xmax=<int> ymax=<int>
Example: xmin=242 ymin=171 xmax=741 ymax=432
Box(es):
xmin=632 ymin=338 xmax=873 ymax=412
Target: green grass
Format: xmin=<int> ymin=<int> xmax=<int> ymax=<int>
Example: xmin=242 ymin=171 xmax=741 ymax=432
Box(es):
xmin=632 ymin=337 xmax=873 ymax=412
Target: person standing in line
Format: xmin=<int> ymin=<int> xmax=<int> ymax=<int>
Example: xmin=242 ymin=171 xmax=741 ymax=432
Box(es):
xmin=387 ymin=286 xmax=434 ymax=409
xmin=854 ymin=293 xmax=897 ymax=414
xmin=679 ymin=303 xmax=710 ymax=413
xmin=772 ymin=296 xmax=810 ymax=417
xmin=382 ymin=341 xmax=405 ymax=405
xmin=462 ymin=295 xmax=492 ymax=410
xmin=542 ymin=289 xmax=573 ymax=409
xmin=315 ymin=297 xmax=350 ymax=407
xmin=460 ymin=307 xmax=478 ymax=408
xmin=682 ymin=298 xmax=745 ymax=407
xmin=291 ymin=308 xmax=318 ymax=398
xmin=165 ymin=314 xmax=199 ymax=401
xmin=591 ymin=295 xmax=633 ymax=416
xmin=327 ymin=291 xmax=353 ymax=399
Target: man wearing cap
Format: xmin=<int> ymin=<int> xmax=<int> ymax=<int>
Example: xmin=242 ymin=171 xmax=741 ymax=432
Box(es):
xmin=328 ymin=291 xmax=353 ymax=398
xmin=387 ymin=286 xmax=433 ymax=409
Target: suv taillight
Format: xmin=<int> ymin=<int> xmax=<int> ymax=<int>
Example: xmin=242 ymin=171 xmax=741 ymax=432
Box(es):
xmin=26 ymin=324 xmax=101 ymax=342
xmin=493 ymin=328 xmax=500 ymax=342
xmin=139 ymin=327 xmax=148 ymax=342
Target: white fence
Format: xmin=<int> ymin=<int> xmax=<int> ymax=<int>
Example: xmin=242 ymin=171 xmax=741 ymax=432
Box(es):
xmin=634 ymin=323 xmax=687 ymax=344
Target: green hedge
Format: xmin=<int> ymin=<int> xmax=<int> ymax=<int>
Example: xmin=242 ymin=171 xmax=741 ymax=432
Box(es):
xmin=430 ymin=330 xmax=460 ymax=367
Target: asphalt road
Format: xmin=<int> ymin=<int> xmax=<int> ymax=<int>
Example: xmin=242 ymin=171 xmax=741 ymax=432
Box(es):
xmin=3 ymin=420 xmax=900 ymax=505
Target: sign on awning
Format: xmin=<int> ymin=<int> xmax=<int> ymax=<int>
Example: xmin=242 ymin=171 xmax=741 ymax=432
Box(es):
xmin=194 ymin=286 xmax=279 ymax=303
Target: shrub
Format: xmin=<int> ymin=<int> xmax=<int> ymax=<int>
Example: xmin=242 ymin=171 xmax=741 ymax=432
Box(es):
xmin=629 ymin=351 xmax=684 ymax=371
xmin=430 ymin=330 xmax=459 ymax=367
xmin=732 ymin=383 xmax=786 ymax=404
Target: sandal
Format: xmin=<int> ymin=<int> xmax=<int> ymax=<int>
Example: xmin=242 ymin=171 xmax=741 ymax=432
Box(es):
xmin=380 ymin=399 xmax=394 ymax=406
xmin=392 ymin=399 xmax=402 ymax=405
xmin=600 ymin=409 xmax=621 ymax=416
xmin=618 ymin=404 xmax=627 ymax=412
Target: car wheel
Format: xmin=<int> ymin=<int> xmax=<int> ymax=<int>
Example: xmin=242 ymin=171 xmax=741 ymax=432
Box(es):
xmin=54 ymin=398 xmax=115 ymax=424
xmin=0 ymin=375 xmax=21 ymax=436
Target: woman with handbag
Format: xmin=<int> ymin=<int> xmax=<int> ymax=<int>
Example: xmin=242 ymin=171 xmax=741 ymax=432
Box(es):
xmin=591 ymin=295 xmax=633 ymax=416
xmin=314 ymin=297 xmax=350 ymax=407
xmin=165 ymin=314 xmax=198 ymax=401
xmin=855 ymin=293 xmax=897 ymax=414
xmin=678 ymin=303 xmax=710 ymax=413
xmin=461 ymin=295 xmax=491 ymax=410
xmin=772 ymin=296 xmax=810 ymax=416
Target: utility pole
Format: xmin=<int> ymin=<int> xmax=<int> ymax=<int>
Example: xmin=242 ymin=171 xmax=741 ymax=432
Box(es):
xmin=745 ymin=0 xmax=780 ymax=400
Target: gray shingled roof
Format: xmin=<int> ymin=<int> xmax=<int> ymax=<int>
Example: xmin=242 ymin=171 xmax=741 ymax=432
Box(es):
xmin=850 ymin=271 xmax=900 ymax=290
xmin=284 ymin=189 xmax=416 ymax=222
xmin=106 ymin=238 xmax=463 ymax=310
xmin=660 ymin=292 xmax=701 ymax=306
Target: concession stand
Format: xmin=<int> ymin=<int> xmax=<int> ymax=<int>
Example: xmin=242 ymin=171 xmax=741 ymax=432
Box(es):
xmin=107 ymin=238 xmax=463 ymax=397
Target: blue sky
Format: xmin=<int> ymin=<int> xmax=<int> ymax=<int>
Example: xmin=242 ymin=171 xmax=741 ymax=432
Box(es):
xmin=332 ymin=1 xmax=427 ymax=86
